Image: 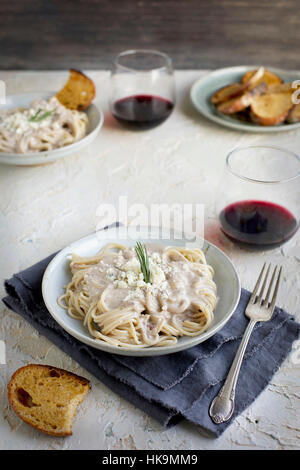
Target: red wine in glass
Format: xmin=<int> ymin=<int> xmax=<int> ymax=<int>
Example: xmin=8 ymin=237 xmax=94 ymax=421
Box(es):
xmin=219 ymin=200 xmax=298 ymax=249
xmin=112 ymin=94 xmax=174 ymax=130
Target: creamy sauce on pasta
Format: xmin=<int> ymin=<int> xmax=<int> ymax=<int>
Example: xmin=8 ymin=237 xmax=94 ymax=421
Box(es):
xmin=0 ymin=96 xmax=88 ymax=153
xmin=58 ymin=243 xmax=217 ymax=349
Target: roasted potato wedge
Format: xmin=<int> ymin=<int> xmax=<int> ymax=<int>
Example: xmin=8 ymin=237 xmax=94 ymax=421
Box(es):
xmin=267 ymin=82 xmax=300 ymax=97
xmin=267 ymin=82 xmax=293 ymax=94
xmin=210 ymin=83 xmax=247 ymax=105
xmin=242 ymin=68 xmax=283 ymax=89
xmin=217 ymin=83 xmax=267 ymax=115
xmin=244 ymin=66 xmax=265 ymax=88
xmin=56 ymin=69 xmax=96 ymax=111
xmin=211 ymin=67 xmax=299 ymax=126
xmin=250 ymin=92 xmax=294 ymax=125
xmin=211 ymin=68 xmax=265 ymax=105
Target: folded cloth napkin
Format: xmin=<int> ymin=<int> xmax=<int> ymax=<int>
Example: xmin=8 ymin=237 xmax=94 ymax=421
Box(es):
xmin=3 ymin=252 xmax=300 ymax=437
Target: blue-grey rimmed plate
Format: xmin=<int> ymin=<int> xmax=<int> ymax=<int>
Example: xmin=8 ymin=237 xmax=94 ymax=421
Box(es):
xmin=190 ymin=65 xmax=300 ymax=133
xmin=42 ymin=226 xmax=241 ymax=356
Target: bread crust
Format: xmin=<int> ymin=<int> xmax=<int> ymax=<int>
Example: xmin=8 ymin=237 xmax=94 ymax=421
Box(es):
xmin=56 ymin=69 xmax=96 ymax=111
xmin=7 ymin=364 xmax=90 ymax=437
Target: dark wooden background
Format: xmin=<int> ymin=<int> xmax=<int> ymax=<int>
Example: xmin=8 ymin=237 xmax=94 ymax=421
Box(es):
xmin=1 ymin=0 xmax=299 ymax=70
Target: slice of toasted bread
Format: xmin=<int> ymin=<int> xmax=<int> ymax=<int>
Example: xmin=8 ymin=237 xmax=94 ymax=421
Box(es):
xmin=56 ymin=69 xmax=95 ymax=110
xmin=210 ymin=83 xmax=247 ymax=105
xmin=217 ymin=83 xmax=267 ymax=114
xmin=286 ymin=103 xmax=300 ymax=123
xmin=7 ymin=364 xmax=90 ymax=437
xmin=250 ymin=92 xmax=294 ymax=125
xmin=242 ymin=68 xmax=283 ymax=89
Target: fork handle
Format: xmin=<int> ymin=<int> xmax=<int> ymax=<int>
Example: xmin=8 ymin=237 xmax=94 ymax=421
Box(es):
xmin=209 ymin=319 xmax=257 ymax=424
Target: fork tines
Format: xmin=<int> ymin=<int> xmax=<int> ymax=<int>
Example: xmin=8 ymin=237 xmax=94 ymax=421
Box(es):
xmin=249 ymin=263 xmax=282 ymax=311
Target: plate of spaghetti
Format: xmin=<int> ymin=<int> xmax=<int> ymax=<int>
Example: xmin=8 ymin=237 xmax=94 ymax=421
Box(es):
xmin=42 ymin=226 xmax=241 ymax=356
xmin=0 ymin=70 xmax=103 ymax=165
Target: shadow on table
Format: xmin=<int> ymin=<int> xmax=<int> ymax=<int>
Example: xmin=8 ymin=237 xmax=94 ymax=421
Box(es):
xmin=204 ymin=219 xmax=234 ymax=257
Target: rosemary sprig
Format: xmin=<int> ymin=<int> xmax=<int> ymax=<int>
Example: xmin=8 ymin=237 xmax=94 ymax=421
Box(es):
xmin=29 ymin=109 xmax=53 ymax=122
xmin=135 ymin=242 xmax=151 ymax=284
xmin=28 ymin=109 xmax=42 ymax=121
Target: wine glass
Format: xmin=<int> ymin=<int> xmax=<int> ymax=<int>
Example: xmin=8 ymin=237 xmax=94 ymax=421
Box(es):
xmin=110 ymin=49 xmax=175 ymax=130
xmin=216 ymin=145 xmax=300 ymax=250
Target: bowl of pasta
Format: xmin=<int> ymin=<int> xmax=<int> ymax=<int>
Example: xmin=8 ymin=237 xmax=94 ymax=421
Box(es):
xmin=0 ymin=71 xmax=103 ymax=165
xmin=42 ymin=226 xmax=241 ymax=356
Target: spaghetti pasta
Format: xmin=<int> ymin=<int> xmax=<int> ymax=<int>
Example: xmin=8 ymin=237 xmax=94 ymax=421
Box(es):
xmin=0 ymin=96 xmax=88 ymax=154
xmin=58 ymin=243 xmax=217 ymax=349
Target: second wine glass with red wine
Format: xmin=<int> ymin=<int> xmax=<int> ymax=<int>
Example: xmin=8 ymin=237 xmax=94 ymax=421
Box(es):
xmin=110 ymin=50 xmax=175 ymax=130
xmin=216 ymin=146 xmax=300 ymax=250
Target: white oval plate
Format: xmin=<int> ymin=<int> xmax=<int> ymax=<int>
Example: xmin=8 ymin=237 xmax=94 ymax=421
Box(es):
xmin=42 ymin=226 xmax=241 ymax=356
xmin=0 ymin=91 xmax=104 ymax=165
xmin=190 ymin=65 xmax=300 ymax=133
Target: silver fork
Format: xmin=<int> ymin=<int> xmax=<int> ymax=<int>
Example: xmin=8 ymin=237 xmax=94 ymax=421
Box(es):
xmin=209 ymin=263 xmax=282 ymax=424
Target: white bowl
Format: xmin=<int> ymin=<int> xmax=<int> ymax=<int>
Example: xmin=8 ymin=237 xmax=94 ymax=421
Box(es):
xmin=0 ymin=91 xmax=103 ymax=166
xmin=42 ymin=226 xmax=241 ymax=356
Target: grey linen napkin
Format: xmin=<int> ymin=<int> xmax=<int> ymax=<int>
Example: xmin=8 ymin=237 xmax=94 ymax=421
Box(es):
xmin=3 ymin=252 xmax=300 ymax=437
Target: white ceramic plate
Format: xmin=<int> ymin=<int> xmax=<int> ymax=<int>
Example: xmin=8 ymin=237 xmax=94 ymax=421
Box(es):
xmin=190 ymin=65 xmax=300 ymax=133
xmin=42 ymin=226 xmax=241 ymax=356
xmin=0 ymin=91 xmax=104 ymax=165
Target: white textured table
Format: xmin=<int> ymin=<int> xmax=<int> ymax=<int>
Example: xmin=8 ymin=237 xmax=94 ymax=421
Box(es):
xmin=0 ymin=71 xmax=299 ymax=450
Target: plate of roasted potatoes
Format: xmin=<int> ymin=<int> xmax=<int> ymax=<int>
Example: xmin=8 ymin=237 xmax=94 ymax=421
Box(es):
xmin=190 ymin=66 xmax=300 ymax=132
